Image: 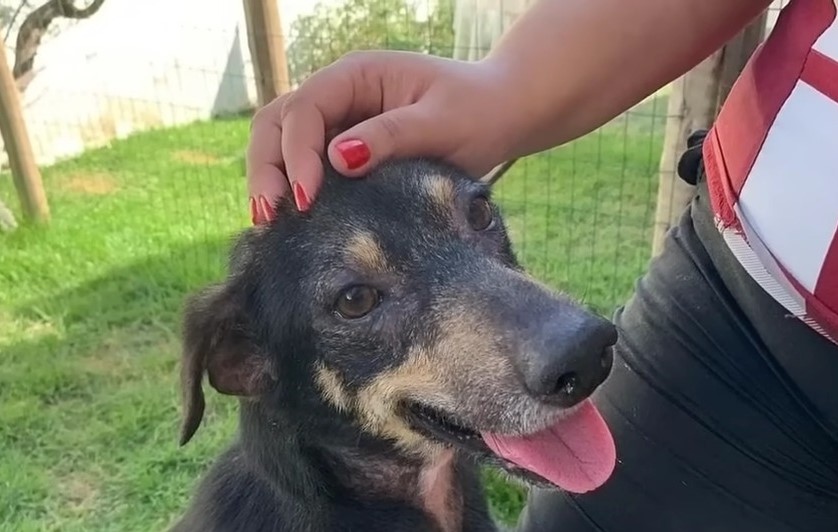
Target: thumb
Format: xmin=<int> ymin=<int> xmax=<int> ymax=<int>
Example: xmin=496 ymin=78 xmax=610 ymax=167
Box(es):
xmin=326 ymin=104 xmax=441 ymax=177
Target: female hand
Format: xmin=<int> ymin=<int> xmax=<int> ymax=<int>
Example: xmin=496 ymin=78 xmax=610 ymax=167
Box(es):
xmin=245 ymin=0 xmax=770 ymax=225
xmin=245 ymin=51 xmax=513 ymax=223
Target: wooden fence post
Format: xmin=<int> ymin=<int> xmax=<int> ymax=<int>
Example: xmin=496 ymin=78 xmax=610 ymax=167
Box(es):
xmin=715 ymin=11 xmax=768 ymax=113
xmin=243 ymin=0 xmax=290 ymax=107
xmin=650 ymin=11 xmax=767 ymax=257
xmin=0 ymin=38 xmax=49 ymax=224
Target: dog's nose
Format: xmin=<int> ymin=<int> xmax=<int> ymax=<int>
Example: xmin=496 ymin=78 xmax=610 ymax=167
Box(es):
xmin=523 ymin=316 xmax=618 ymax=407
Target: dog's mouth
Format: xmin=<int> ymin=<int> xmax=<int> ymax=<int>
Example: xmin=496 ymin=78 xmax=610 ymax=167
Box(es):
xmin=402 ymin=400 xmax=616 ymax=494
xmin=403 ymin=401 xmax=484 ymax=445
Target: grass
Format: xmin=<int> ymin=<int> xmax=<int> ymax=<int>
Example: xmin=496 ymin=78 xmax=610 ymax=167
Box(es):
xmin=0 ymin=97 xmax=666 ymax=531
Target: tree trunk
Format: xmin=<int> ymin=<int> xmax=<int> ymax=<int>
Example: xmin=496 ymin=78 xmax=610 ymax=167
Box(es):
xmin=650 ymin=51 xmax=722 ymax=256
xmin=651 ymin=12 xmax=768 ymax=257
xmin=0 ymin=36 xmax=49 ymax=223
xmin=243 ymin=0 xmax=290 ymax=107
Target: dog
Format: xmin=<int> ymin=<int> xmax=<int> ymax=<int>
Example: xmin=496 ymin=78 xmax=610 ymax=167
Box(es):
xmin=171 ymin=158 xmax=619 ymax=532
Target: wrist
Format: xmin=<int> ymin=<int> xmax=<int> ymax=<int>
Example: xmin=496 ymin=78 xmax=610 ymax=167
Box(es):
xmin=473 ymin=55 xmax=544 ymax=163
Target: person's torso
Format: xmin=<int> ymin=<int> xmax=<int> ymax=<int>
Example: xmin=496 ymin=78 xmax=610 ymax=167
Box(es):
xmin=702 ymin=0 xmax=838 ymax=344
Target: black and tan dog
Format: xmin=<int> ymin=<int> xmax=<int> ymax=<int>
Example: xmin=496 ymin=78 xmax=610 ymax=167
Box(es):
xmin=171 ymin=158 xmax=618 ymax=532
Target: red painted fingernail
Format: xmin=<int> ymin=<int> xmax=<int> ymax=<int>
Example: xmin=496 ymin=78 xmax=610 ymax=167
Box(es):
xmin=292 ymin=181 xmax=311 ymax=212
xmin=335 ymin=139 xmax=370 ymax=170
xmin=249 ymin=196 xmax=262 ymax=225
xmin=259 ymin=196 xmax=277 ymax=222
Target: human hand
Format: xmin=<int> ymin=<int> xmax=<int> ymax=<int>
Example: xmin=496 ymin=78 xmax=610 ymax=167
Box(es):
xmin=246 ymin=51 xmax=515 ymax=224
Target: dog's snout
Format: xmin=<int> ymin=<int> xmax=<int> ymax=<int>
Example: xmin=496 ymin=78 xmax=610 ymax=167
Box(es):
xmin=522 ymin=315 xmax=618 ymax=407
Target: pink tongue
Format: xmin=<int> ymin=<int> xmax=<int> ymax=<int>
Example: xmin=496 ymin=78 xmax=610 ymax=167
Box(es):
xmin=480 ymin=400 xmax=616 ymax=493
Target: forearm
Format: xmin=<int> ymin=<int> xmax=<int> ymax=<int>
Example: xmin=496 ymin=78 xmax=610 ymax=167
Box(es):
xmin=484 ymin=0 xmax=773 ymax=159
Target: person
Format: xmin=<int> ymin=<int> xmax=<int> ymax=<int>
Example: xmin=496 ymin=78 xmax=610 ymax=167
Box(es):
xmin=245 ymin=0 xmax=838 ymax=529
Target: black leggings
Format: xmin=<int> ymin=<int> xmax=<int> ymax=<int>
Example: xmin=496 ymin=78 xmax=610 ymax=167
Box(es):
xmin=516 ymin=145 xmax=838 ymax=531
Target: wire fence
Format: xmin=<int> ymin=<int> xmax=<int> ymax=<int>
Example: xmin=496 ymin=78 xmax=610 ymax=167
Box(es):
xmin=0 ymin=0 xmax=790 ymax=314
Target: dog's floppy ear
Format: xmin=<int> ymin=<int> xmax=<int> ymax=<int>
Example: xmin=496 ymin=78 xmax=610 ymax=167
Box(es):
xmin=178 ymin=281 xmax=276 ymax=446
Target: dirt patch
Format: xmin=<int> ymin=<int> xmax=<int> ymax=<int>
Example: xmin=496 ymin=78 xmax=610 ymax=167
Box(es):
xmin=57 ymin=472 xmax=99 ymax=514
xmin=171 ymin=150 xmax=221 ymax=165
xmin=61 ymin=172 xmax=119 ymax=196
xmin=81 ymin=352 xmax=131 ymax=377
xmin=82 ymin=326 xmax=177 ymax=377
xmin=0 ymin=312 xmax=59 ymax=343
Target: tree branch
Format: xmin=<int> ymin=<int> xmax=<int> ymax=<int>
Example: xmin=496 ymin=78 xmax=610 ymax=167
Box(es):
xmin=3 ymin=0 xmax=32 ymax=44
xmin=12 ymin=0 xmax=106 ymax=92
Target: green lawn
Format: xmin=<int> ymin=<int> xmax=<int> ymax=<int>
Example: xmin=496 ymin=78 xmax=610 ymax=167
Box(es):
xmin=0 ymin=98 xmax=665 ymax=531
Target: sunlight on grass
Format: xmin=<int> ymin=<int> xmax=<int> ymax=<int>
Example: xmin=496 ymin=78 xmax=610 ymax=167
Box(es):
xmin=0 ymin=98 xmax=664 ymax=530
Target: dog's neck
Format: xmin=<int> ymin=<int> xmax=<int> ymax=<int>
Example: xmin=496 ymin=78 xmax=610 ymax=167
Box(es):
xmin=320 ymin=443 xmax=463 ymax=532
xmin=240 ymin=401 xmax=465 ymax=532
xmin=418 ymin=449 xmax=463 ymax=532
xmin=323 ymin=440 xmax=463 ymax=532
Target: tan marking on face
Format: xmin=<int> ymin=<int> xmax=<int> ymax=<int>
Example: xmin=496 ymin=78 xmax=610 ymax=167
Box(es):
xmin=355 ymin=355 xmax=443 ymax=453
xmin=314 ymin=363 xmax=354 ymax=413
xmin=319 ymin=268 xmax=558 ymax=450
xmin=351 ymin=304 xmax=513 ymax=454
xmin=434 ymin=296 xmax=572 ymax=435
xmin=344 ymin=231 xmax=391 ymax=272
xmin=432 ymin=303 xmax=510 ymax=380
xmin=423 ymin=174 xmax=456 ymax=209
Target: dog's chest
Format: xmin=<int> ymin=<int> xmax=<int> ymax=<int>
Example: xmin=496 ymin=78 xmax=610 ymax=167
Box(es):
xmin=418 ymin=450 xmax=462 ymax=532
xmin=332 ymin=447 xmax=466 ymax=531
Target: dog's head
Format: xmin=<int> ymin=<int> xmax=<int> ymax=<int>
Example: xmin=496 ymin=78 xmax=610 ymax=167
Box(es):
xmin=179 ymin=158 xmax=618 ymax=494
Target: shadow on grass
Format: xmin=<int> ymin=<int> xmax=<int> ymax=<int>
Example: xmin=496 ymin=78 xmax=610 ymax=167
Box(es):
xmin=0 ymin=237 xmax=244 ymax=532
xmin=0 ymin=235 xmax=529 ymax=529
xmin=6 ymin=237 xmax=231 ymax=362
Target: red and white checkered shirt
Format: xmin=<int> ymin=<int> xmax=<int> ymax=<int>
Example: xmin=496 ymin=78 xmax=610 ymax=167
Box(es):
xmin=702 ymin=0 xmax=838 ymax=345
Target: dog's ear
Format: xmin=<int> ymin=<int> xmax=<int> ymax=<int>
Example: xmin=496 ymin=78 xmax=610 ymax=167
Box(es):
xmin=178 ymin=282 xmax=276 ymax=446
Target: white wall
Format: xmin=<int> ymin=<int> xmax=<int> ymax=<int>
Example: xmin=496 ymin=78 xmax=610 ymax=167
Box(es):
xmin=1 ymin=0 xmax=263 ymax=167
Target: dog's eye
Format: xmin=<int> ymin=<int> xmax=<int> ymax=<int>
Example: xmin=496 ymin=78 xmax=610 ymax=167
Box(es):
xmin=467 ymin=196 xmax=493 ymax=231
xmin=335 ymin=285 xmax=380 ymax=319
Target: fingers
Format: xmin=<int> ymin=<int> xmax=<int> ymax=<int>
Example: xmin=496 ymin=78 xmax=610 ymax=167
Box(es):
xmin=327 ymin=103 xmax=442 ymax=176
xmin=247 ymin=98 xmax=292 ymax=225
xmin=278 ymin=95 xmax=327 ymax=214
xmin=247 ymin=88 xmax=332 ymax=221
xmin=246 ymin=50 xmax=433 ymax=223
xmin=247 ymin=163 xmax=290 ymax=225
xmin=274 ymin=57 xmax=387 ymax=212
xmin=247 ymin=92 xmax=328 ymax=223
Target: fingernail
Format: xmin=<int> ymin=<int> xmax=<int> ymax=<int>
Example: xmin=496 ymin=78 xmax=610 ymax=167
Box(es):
xmin=249 ymin=196 xmax=262 ymax=225
xmin=335 ymin=139 xmax=370 ymax=170
xmin=259 ymin=195 xmax=277 ymax=222
xmin=292 ymin=181 xmax=311 ymax=212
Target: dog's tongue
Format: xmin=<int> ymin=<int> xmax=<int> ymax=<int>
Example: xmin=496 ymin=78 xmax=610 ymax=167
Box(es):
xmin=480 ymin=400 xmax=615 ymax=494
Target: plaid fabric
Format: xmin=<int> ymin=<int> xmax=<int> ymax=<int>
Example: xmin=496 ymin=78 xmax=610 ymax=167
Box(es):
xmin=702 ymin=0 xmax=838 ymax=344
